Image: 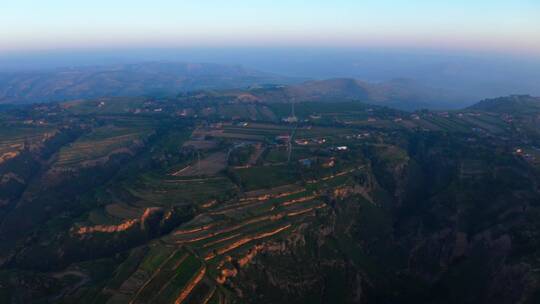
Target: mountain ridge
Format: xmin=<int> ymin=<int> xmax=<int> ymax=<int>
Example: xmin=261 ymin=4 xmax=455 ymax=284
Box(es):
xmin=0 ymin=62 xmax=299 ymax=104
xmin=1 ymin=62 xmax=474 ymax=110
xmin=182 ymin=77 xmax=471 ymax=110
xmin=468 ymin=95 xmax=540 ymax=113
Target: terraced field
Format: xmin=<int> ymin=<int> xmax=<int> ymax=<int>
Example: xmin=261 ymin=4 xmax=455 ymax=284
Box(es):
xmin=407 ymin=112 xmax=511 ymax=134
xmin=54 ymin=124 xmax=153 ymax=168
xmin=172 ymin=152 xmax=228 ymax=177
xmin=0 ymin=125 xmax=57 ymax=163
xmin=101 ymin=245 xmax=207 ymax=304
xmin=86 ymin=160 xmax=361 ymax=303
xmin=4 ymin=98 xmax=535 ymax=303
xmin=62 ymin=97 xmax=147 ymax=115
xmin=127 ymin=175 xmax=239 ymax=207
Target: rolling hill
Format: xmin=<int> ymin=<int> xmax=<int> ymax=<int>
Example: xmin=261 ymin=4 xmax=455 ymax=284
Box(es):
xmin=468 ymin=95 xmax=540 ymax=114
xmin=0 ymin=62 xmax=298 ymax=104
xmin=1 ymin=62 xmax=469 ymax=110
xmin=283 ymin=78 xmax=464 ymax=110
xmin=185 ymin=78 xmax=469 ymax=111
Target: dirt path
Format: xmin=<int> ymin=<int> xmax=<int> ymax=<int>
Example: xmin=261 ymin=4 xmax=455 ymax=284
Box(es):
xmin=174 ymin=266 xmax=207 ymax=304
xmin=172 ymin=152 xmax=227 ymax=177
xmin=204 ymin=224 xmax=292 ymax=260
xmin=247 ymin=143 xmax=265 ymax=166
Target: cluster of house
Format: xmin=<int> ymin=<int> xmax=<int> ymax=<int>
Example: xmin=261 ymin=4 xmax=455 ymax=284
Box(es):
xmin=177 ymin=108 xmax=195 ymax=117
xmin=236 ymin=122 xmax=249 ymax=127
xmin=343 ymin=132 xmax=370 ymax=140
xmin=408 ymin=111 xmax=483 ymax=121
xmin=298 ymin=157 xmax=336 ymax=168
xmin=282 ymin=116 xmax=299 ymax=123
xmin=127 ymin=100 xmax=169 ymax=114
xmin=515 ymin=148 xmax=537 ymax=162
xmin=274 ymin=135 xmax=291 ymax=144
xmin=132 ymin=107 xmax=163 ymax=114
xmin=23 ymin=119 xmax=47 ymax=125
xmin=501 ymin=114 xmax=514 ymax=123
xmin=274 ymin=135 xmax=329 ymax=146
xmin=294 ymin=138 xmax=326 ymax=146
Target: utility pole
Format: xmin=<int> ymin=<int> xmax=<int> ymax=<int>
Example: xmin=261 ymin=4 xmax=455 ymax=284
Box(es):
xmin=287 ymin=100 xmax=297 ymax=164
xmin=287 ymin=125 xmax=297 ymax=164
xmin=197 ymin=150 xmax=201 ymax=176
xmin=287 ymin=137 xmax=292 ymax=163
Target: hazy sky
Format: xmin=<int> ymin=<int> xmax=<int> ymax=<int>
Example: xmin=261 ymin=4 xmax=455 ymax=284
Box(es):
xmin=2 ymin=0 xmax=540 ymax=55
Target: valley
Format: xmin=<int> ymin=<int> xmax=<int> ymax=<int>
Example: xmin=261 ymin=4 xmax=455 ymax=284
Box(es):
xmin=0 ymin=93 xmax=540 ymax=303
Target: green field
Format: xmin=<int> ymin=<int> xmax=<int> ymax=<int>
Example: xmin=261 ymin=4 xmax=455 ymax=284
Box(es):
xmin=234 ymin=165 xmax=300 ymax=191
xmin=55 ymin=124 xmax=152 ymax=167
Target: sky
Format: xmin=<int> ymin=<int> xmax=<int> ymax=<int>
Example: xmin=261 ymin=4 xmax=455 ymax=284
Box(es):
xmin=2 ymin=0 xmax=540 ymax=56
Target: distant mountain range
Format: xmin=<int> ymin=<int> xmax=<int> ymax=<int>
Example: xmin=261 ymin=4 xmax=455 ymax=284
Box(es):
xmin=0 ymin=62 xmax=483 ymax=110
xmin=280 ymin=78 xmax=472 ymax=110
xmin=0 ymin=62 xmax=298 ymax=104
xmin=185 ymin=78 xmax=470 ymax=111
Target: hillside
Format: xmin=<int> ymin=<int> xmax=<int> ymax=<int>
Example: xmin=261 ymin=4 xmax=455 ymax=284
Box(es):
xmin=468 ymin=95 xmax=540 ymax=114
xmin=0 ymin=63 xmax=467 ymax=110
xmin=285 ymin=78 xmax=464 ymax=110
xmin=185 ymin=78 xmax=467 ymax=111
xmin=1 ymin=95 xmax=540 ymax=303
xmin=0 ymin=62 xmax=297 ymax=104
